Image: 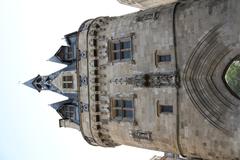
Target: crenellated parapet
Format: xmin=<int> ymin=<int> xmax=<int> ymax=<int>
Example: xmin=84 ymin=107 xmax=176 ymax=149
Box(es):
xmin=88 ymin=17 xmax=119 ymax=147
xmin=78 ymin=17 xmax=119 ymax=147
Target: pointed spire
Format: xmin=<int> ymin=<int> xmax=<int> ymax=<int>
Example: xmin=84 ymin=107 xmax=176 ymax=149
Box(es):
xmin=23 ymin=75 xmax=41 ymax=92
xmin=23 ymin=77 xmax=36 ymax=89
xmin=48 ymin=55 xmax=62 ymax=64
xmin=49 ymin=102 xmax=62 ymax=110
xmin=49 ymin=99 xmax=72 ymax=111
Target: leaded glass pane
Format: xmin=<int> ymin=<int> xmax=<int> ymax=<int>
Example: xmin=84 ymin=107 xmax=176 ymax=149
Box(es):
xmin=124 ymin=100 xmax=133 ymax=108
xmin=122 ymin=51 xmax=131 ymax=59
xmin=114 ymin=43 xmax=120 ymax=50
xmin=159 ymin=55 xmax=171 ymax=62
xmin=160 ymin=105 xmax=173 ymax=113
xmin=114 ymin=52 xmax=121 ymax=60
xmin=115 ymin=100 xmax=122 ymax=107
xmin=122 ymin=41 xmax=131 ymax=49
xmin=123 ymin=110 xmax=133 ymax=119
xmin=115 ymin=109 xmax=122 ymax=118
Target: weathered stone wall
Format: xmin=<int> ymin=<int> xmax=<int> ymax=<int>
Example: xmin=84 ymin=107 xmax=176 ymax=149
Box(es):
xmin=77 ymin=0 xmax=240 ymax=159
xmin=117 ymin=0 xmax=178 ymax=9
xmin=103 ymin=4 xmax=179 ymax=154
xmin=175 ymin=0 xmax=240 ymax=159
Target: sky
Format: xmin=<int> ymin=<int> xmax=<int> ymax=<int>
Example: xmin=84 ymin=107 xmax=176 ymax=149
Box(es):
xmin=0 ymin=0 xmax=163 ymax=160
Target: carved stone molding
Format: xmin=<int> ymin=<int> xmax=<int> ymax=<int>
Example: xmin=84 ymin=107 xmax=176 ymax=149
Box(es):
xmin=110 ymin=72 xmax=178 ymax=88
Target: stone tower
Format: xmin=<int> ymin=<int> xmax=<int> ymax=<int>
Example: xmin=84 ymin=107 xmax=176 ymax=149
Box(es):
xmin=25 ymin=0 xmax=240 ymax=159
xmin=117 ymin=0 xmax=178 ymax=9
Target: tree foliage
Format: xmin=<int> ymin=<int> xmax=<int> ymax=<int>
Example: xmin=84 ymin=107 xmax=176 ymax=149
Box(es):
xmin=225 ymin=60 xmax=240 ymax=97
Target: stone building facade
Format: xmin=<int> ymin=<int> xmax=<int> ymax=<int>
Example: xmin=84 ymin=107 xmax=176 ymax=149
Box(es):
xmin=117 ymin=0 xmax=178 ymax=9
xmin=150 ymin=153 xmax=185 ymax=160
xmin=25 ymin=0 xmax=240 ymax=160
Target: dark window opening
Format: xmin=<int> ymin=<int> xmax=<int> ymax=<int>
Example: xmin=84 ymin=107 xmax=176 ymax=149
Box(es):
xmin=63 ymin=83 xmax=73 ymax=89
xmin=63 ymin=76 xmax=73 ymax=81
xmin=59 ymin=105 xmax=77 ymax=121
xmin=110 ymin=38 xmax=132 ymax=62
xmin=160 ymin=105 xmax=173 ymax=113
xmin=123 ymin=110 xmax=133 ymax=118
xmin=115 ymin=99 xmax=122 ymax=107
xmin=114 ymin=52 xmax=121 ymax=60
xmin=65 ymin=53 xmax=73 ymax=61
xmin=124 ymin=100 xmax=133 ymax=108
xmin=95 ymin=24 xmax=100 ymax=28
xmin=96 ymin=115 xmax=100 ymax=122
xmin=122 ymin=41 xmax=131 ymax=49
xmin=93 ymin=49 xmax=98 ymax=57
xmin=96 ymin=125 xmax=101 ymax=130
xmin=94 ymin=78 xmax=99 ymax=83
xmin=158 ymin=55 xmax=171 ymax=62
xmin=56 ymin=46 xmax=73 ymax=62
xmin=95 ymin=104 xmax=100 ymax=112
xmin=98 ymin=132 xmax=102 ymax=137
xmin=93 ymin=39 xmax=97 ymax=46
xmin=115 ymin=109 xmax=122 ymax=119
xmin=36 ymin=77 xmax=42 ymax=83
xmin=94 ymin=70 xmax=98 ymax=75
xmin=93 ymin=60 xmax=98 ymax=67
xmin=111 ymin=99 xmax=134 ymax=121
xmin=95 ymin=94 xmax=99 ymax=101
xmin=36 ymin=84 xmax=42 ymax=90
xmin=122 ymin=51 xmax=131 ymax=59
xmin=114 ymin=43 xmax=120 ymax=50
xmin=62 ymin=76 xmax=73 ymax=89
xmin=95 ymin=86 xmax=100 ymax=91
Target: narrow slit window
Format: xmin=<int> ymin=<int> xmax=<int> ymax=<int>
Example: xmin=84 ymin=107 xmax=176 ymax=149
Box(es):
xmin=93 ymin=60 xmax=98 ymax=67
xmin=96 ymin=115 xmax=100 ymax=122
xmin=157 ymin=100 xmax=173 ymax=116
xmin=95 ymin=86 xmax=100 ymax=91
xmin=93 ymin=39 xmax=97 ymax=46
xmin=158 ymin=55 xmax=171 ymax=62
xmin=93 ymin=49 xmax=97 ymax=57
xmin=158 ymin=105 xmax=173 ymax=114
xmin=95 ymin=94 xmax=100 ymax=101
xmin=94 ymin=78 xmax=99 ymax=83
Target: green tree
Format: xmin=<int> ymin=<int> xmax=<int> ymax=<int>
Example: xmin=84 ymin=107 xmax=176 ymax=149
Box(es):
xmin=225 ymin=60 xmax=240 ymax=97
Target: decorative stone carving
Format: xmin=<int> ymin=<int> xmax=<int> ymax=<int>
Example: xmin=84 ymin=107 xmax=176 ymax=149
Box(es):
xmin=80 ymin=75 xmax=88 ymax=86
xmin=110 ymin=72 xmax=178 ymax=88
xmin=130 ymin=130 xmax=152 ymax=141
xmin=84 ymin=136 xmax=97 ymax=145
xmin=79 ymin=50 xmax=87 ymax=59
xmin=149 ymin=72 xmax=177 ymax=87
xmin=80 ymin=102 xmax=89 ymax=112
xmin=136 ymin=11 xmax=160 ymax=22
